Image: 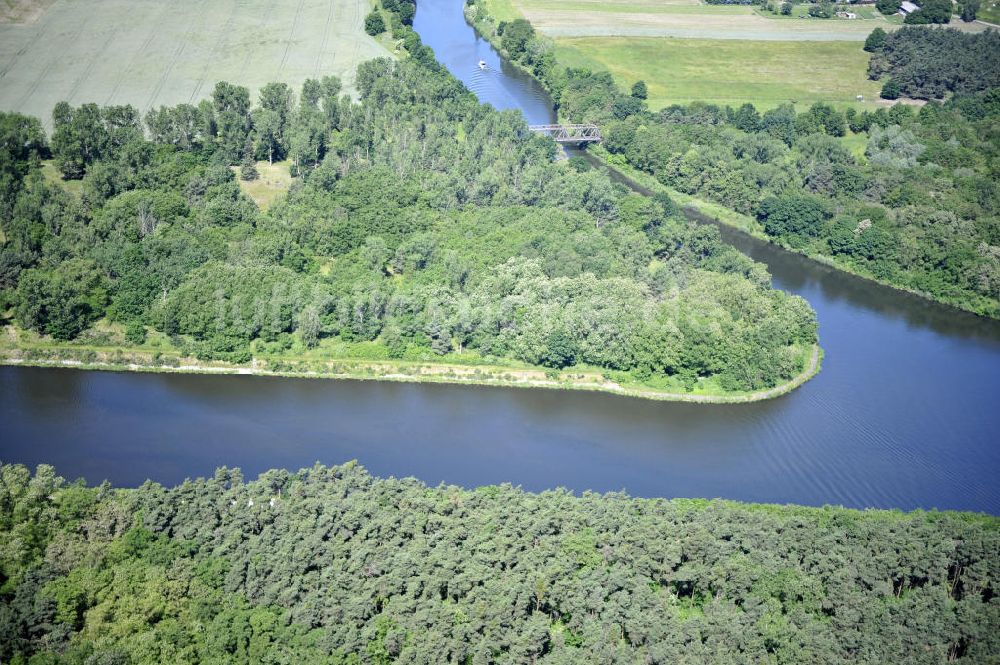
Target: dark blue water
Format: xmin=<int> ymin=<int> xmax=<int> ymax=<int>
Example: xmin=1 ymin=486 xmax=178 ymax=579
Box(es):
xmin=1 ymin=0 xmax=998 ymax=514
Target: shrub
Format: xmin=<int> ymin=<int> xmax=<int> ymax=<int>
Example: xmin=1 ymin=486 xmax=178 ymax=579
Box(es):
xmin=864 ymin=27 xmax=887 ymax=52
xmin=880 ymin=78 xmax=901 ymax=100
xmin=365 ymin=9 xmax=386 ymax=35
xmin=239 ymin=153 xmax=258 ymax=181
xmin=124 ymin=320 xmax=147 ymax=345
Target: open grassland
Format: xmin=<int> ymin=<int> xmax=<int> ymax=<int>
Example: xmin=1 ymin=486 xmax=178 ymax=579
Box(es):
xmin=516 ymin=0 xmax=989 ymax=38
xmin=555 ymin=37 xmax=884 ymax=109
xmin=481 ymin=0 xmax=526 ymax=22
xmin=0 ymin=0 xmax=389 ymax=126
xmin=488 ymin=0 xmax=986 ymax=109
xmin=40 ymin=160 xmax=81 ymax=195
xmin=233 ymin=161 xmax=293 ymax=211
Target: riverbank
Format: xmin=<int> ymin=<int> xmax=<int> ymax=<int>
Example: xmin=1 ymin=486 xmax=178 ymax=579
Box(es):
xmin=0 ymin=326 xmax=821 ymax=404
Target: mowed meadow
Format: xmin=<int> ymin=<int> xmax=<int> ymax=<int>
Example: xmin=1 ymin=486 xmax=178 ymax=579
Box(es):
xmin=553 ymin=37 xmax=884 ymax=109
xmin=0 ymin=0 xmax=390 ymax=126
xmin=483 ymin=0 xmax=989 ymax=109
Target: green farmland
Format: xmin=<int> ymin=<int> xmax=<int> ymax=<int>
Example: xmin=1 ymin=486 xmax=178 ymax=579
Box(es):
xmin=554 ymin=36 xmax=884 ymax=110
xmin=0 ymin=0 xmax=390 ymax=126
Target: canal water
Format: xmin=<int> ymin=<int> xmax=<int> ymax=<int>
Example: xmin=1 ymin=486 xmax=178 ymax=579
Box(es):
xmin=1 ymin=0 xmax=998 ymax=513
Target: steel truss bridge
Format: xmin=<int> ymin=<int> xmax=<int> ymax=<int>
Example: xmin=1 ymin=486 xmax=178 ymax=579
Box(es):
xmin=528 ymin=123 xmax=602 ymax=144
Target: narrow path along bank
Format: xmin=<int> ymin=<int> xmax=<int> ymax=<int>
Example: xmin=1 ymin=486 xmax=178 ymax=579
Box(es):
xmin=0 ymin=341 xmax=821 ymax=404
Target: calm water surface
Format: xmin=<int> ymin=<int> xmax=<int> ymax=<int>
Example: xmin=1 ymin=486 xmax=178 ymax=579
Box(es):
xmin=412 ymin=0 xmax=556 ymax=125
xmin=1 ymin=0 xmax=998 ymax=513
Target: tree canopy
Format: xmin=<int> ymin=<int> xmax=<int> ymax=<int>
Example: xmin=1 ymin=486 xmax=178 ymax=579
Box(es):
xmin=903 ymin=0 xmax=953 ymax=23
xmin=0 ymin=462 xmax=996 ymax=664
xmin=866 ymin=28 xmax=1000 ymax=100
xmin=0 ymin=54 xmax=817 ymax=393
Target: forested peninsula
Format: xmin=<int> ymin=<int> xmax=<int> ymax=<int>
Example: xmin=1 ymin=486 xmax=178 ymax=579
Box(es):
xmin=0 ymin=32 xmax=819 ymax=399
xmin=1 ymin=462 xmax=998 ymax=664
xmin=466 ymin=8 xmax=1000 ymax=318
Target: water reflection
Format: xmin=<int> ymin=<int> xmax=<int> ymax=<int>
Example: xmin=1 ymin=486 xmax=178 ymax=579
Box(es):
xmin=2 ymin=363 xmax=997 ymax=513
xmin=717 ymin=223 xmax=1000 ymax=345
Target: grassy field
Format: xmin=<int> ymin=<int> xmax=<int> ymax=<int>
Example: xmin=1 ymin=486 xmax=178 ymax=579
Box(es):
xmin=555 ymin=36 xmax=884 ymax=109
xmin=233 ymin=161 xmax=293 ymax=211
xmin=41 ymin=159 xmax=81 ymax=195
xmin=485 ymin=0 xmax=991 ymax=109
xmin=481 ymin=0 xmax=526 ymax=22
xmin=0 ymin=0 xmax=390 ymax=127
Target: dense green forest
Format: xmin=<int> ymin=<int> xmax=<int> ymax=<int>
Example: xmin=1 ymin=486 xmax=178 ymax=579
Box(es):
xmin=0 ymin=48 xmax=817 ymax=393
xmin=474 ymin=13 xmax=1000 ymax=318
xmin=867 ymin=28 xmax=1000 ymax=100
xmin=1 ymin=462 xmax=997 ymax=663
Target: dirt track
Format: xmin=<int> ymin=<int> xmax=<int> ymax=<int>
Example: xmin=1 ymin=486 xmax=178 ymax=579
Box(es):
xmin=517 ymin=0 xmax=990 ymax=40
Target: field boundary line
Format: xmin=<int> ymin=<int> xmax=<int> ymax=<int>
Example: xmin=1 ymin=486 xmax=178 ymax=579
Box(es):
xmin=315 ymin=0 xmax=337 ymax=77
xmin=0 ymin=0 xmax=57 ymax=79
xmin=189 ymin=0 xmax=244 ymax=104
xmin=238 ymin=0 xmax=278 ymax=81
xmin=144 ymin=0 xmax=214 ymax=111
xmin=65 ymin=24 xmax=121 ymax=103
xmin=348 ymin=0 xmax=362 ymax=82
xmin=279 ymin=0 xmax=308 ymax=72
xmin=144 ymin=41 xmax=188 ymax=112
xmin=14 ymin=5 xmax=92 ymax=110
xmin=104 ymin=2 xmax=170 ymax=106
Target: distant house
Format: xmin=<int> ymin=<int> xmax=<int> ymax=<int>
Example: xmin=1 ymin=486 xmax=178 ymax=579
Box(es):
xmin=837 ymin=10 xmax=858 ymax=17
xmin=899 ymin=1 xmax=920 ymax=13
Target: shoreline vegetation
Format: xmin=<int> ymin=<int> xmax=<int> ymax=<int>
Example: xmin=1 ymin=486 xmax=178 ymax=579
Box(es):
xmin=0 ymin=326 xmax=821 ymax=403
xmin=463 ymin=5 xmax=1000 ymax=320
xmin=585 ymin=146 xmax=998 ymax=312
